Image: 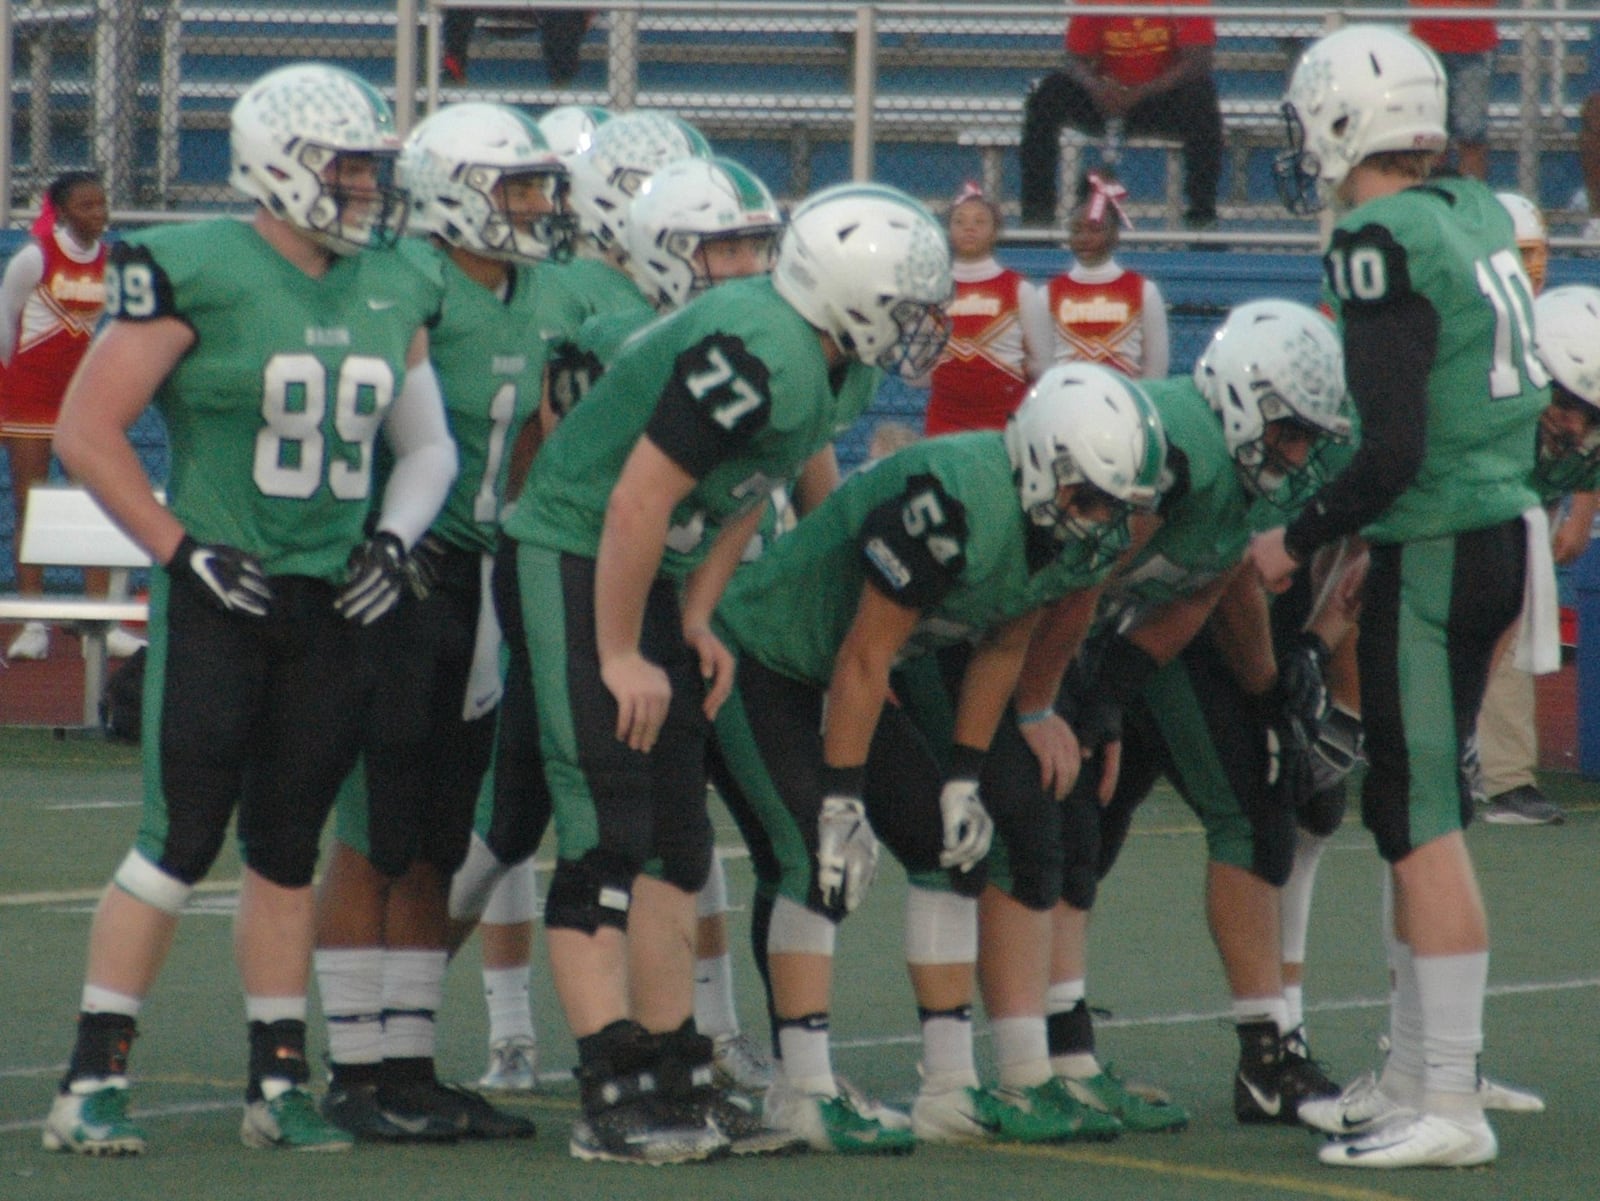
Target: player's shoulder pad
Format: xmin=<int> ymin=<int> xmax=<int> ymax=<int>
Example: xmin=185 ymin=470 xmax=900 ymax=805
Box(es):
xmin=663 ymin=331 xmax=774 ymax=441
xmin=105 ymin=240 xmax=178 ymax=321
xmin=859 ymin=469 xmax=971 ymax=602
xmin=1324 ymin=216 xmax=1415 ymax=310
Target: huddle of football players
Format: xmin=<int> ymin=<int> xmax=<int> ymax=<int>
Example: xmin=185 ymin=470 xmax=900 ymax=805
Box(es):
xmin=38 ymin=21 xmax=1600 ymax=1174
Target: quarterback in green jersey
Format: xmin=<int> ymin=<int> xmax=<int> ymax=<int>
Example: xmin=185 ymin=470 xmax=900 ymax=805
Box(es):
xmin=42 ymin=64 xmax=457 ymax=1158
xmin=709 ymin=363 xmax=1165 ymax=1152
xmin=503 ymin=182 xmax=951 ymax=1165
xmin=1254 ymin=26 xmax=1547 ymax=1170
xmin=312 ymin=101 xmax=572 ymax=1145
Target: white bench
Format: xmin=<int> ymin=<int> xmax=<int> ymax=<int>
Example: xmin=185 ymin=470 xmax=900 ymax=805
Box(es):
xmin=1 ymin=485 xmax=152 ymax=727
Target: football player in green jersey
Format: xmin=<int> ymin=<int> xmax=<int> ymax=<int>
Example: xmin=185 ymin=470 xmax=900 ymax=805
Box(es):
xmin=310 ymin=101 xmax=573 ymax=1145
xmin=502 ymin=182 xmax=951 ymax=1164
xmin=1253 ymin=26 xmax=1547 ymax=1169
xmin=1001 ymin=301 xmax=1349 ymax=1136
xmin=709 ymin=363 xmax=1165 ymax=1152
xmin=41 ymin=63 xmax=457 ymax=1157
xmin=445 ymin=151 xmax=791 ymax=1103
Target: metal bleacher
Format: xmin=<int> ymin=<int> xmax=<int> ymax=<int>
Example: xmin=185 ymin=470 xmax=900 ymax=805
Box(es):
xmin=3 ymin=2 xmax=1595 ymax=239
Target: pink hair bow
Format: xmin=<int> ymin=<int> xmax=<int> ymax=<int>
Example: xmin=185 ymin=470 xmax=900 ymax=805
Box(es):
xmin=1086 ymin=171 xmax=1131 ymax=230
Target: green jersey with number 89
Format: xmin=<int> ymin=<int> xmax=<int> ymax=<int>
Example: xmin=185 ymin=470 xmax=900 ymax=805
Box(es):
xmin=506 ymin=275 xmax=879 ymax=576
xmin=1325 ymin=178 xmax=1545 ymax=542
xmin=107 ymin=219 xmax=442 ymax=580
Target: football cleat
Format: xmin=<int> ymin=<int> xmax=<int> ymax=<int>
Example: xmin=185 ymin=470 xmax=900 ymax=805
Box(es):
xmin=912 ymin=1074 xmax=1112 ymax=1145
xmin=569 ymin=1096 xmax=729 ymax=1165
xmin=711 ymin=1031 xmax=774 ymax=1093
xmin=42 ymin=1081 xmax=147 ymax=1156
xmin=241 ymin=1086 xmax=355 ymax=1151
xmin=1318 ymin=1110 xmax=1497 ymax=1169
xmin=1298 ymin=1071 xmax=1412 ymax=1136
xmin=698 ymin=1087 xmax=808 ymax=1157
xmin=764 ymin=1077 xmax=915 ymax=1155
xmin=478 ymin=1036 xmax=540 ymax=1094
xmin=1063 ymin=1064 xmax=1187 ymax=1133
xmin=321 ymin=1080 xmax=458 ymax=1143
xmin=379 ymin=1079 xmax=535 ymax=1140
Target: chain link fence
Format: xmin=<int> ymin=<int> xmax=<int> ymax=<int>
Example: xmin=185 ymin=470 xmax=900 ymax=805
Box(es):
xmin=2 ymin=1 xmax=1594 ymax=246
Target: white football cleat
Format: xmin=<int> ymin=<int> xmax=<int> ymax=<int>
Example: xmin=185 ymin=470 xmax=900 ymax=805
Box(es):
xmin=1298 ymin=1071 xmax=1411 ymax=1136
xmin=1318 ymin=1110 xmax=1496 ymax=1169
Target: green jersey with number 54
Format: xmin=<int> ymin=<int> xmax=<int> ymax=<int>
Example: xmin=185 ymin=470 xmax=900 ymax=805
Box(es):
xmin=506 ymin=275 xmax=879 ymax=576
xmin=399 ymin=238 xmax=547 ymax=554
xmin=108 ymin=219 xmax=442 ymax=580
xmin=1325 ymin=178 xmax=1545 ymax=542
xmin=717 ymin=433 xmax=1109 ymax=688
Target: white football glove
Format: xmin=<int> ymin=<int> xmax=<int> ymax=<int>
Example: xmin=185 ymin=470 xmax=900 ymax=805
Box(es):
xmin=816 ymin=795 xmax=879 ymax=913
xmin=937 ymin=778 xmax=993 ymax=872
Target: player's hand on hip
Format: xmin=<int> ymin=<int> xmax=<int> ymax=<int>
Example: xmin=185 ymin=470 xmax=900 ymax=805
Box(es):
xmin=601 ymin=651 xmax=672 ymax=752
xmin=167 ymin=534 xmax=273 ymax=618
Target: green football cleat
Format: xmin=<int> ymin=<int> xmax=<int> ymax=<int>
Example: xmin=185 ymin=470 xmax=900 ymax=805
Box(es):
xmin=914 ymin=1078 xmax=1112 ymax=1145
xmin=241 ymin=1086 xmax=355 ymax=1151
xmin=1061 ymin=1065 xmax=1188 ymax=1133
xmin=765 ymin=1078 xmax=915 ymax=1155
xmin=42 ymin=1082 xmax=148 ymax=1156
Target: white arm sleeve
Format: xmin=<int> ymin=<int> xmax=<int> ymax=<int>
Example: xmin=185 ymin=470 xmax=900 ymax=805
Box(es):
xmin=0 ymin=243 xmax=45 ymax=366
xmin=1019 ymin=279 xmax=1055 ymax=382
xmin=1139 ymin=279 xmax=1170 ymax=380
xmin=376 ymin=359 xmax=458 ymax=549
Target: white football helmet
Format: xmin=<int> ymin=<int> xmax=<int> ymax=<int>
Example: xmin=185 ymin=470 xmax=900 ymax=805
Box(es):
xmin=773 ymin=182 xmax=953 ymax=379
xmin=567 ymin=111 xmax=712 ymax=255
xmin=1496 ymin=191 xmax=1549 ymax=294
xmin=1005 ymin=363 xmax=1168 ymax=545
xmin=1534 ymin=286 xmax=1600 ymax=433
xmin=400 ymin=102 xmax=574 ymax=263
xmin=1194 ymin=299 xmax=1351 ymax=500
xmin=624 ymin=156 xmax=783 ymax=309
xmin=537 ymin=104 xmax=612 ymax=164
xmin=230 ymin=62 xmax=406 ymax=254
xmin=1276 ymin=25 xmax=1447 ymax=215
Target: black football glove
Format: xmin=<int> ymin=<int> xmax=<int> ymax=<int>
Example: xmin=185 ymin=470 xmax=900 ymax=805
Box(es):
xmin=334 ymin=532 xmax=408 ymax=626
xmin=168 ymin=534 xmax=272 ymax=618
xmin=1252 ymin=683 xmax=1316 ymax=813
xmin=406 ymin=532 xmax=448 ymax=600
xmin=1277 ymin=630 xmax=1331 ymax=725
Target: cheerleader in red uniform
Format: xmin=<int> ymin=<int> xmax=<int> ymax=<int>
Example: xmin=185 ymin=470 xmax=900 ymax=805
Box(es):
xmin=922 ymin=183 xmax=1051 ymax=435
xmin=0 ymin=172 xmax=137 ymax=661
xmin=1041 ymin=172 xmax=1170 ymax=381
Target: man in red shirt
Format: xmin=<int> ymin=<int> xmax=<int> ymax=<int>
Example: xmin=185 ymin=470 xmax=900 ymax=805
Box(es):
xmin=1409 ymin=0 xmax=1498 ymax=179
xmin=1020 ymin=0 xmax=1222 ymax=231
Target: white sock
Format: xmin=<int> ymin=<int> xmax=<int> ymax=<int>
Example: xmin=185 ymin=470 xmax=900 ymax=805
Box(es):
xmin=1415 ymin=950 xmax=1488 ymax=1106
xmin=1283 ymin=984 xmax=1305 ymax=1035
xmin=777 ymin=1020 xmax=835 ymax=1096
xmin=315 ymin=947 xmax=384 ymax=1066
xmin=381 ymin=949 xmax=446 ymax=1061
xmin=991 ymin=1016 xmax=1052 ymax=1089
xmin=244 ymin=995 xmax=307 ymax=1025
xmin=918 ymin=1008 xmax=975 ymax=1082
xmin=1280 ymin=830 xmax=1329 ymax=965
xmin=483 ymin=965 xmax=535 ymax=1045
xmin=81 ymin=985 xmax=142 ymax=1017
xmin=1382 ymin=934 xmax=1426 ymax=1106
xmin=694 ymin=951 xmax=739 ymax=1039
xmin=1232 ymin=995 xmax=1290 ymax=1036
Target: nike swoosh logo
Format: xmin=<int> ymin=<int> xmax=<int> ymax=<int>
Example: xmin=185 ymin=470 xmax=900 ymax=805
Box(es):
xmin=1238 ymin=1075 xmax=1281 ymax=1117
xmin=368 ymin=298 xmax=397 ymax=311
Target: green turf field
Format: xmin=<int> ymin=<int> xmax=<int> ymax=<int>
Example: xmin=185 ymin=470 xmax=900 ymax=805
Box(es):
xmin=2 ymin=727 xmax=1595 ymax=1201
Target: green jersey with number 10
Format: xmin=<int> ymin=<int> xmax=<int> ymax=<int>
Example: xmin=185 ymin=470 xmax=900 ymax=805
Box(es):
xmin=1325 ymin=178 xmax=1545 ymax=542
xmin=107 ymin=219 xmax=443 ymax=581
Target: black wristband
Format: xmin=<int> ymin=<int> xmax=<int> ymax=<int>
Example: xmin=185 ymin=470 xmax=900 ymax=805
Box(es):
xmin=818 ymin=765 xmax=866 ymax=798
xmin=947 ymin=744 xmax=985 ymax=783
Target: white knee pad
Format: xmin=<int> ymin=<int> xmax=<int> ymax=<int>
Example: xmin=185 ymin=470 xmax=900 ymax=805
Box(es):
xmin=448 ymin=833 xmax=512 ymax=922
xmin=903 ymin=885 xmax=977 ymax=965
xmin=766 ymin=895 xmax=837 ymax=956
xmin=481 ymin=857 xmax=538 ymax=925
xmin=696 ymin=853 xmax=729 ymax=920
xmin=112 ymin=849 xmax=192 ymax=916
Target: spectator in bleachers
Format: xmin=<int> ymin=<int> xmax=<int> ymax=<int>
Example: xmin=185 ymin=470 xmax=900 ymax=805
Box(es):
xmin=442 ymin=8 xmax=594 ymax=87
xmin=1039 ymin=175 xmax=1169 ymax=381
xmin=1020 ymin=0 xmax=1222 ymax=232
xmin=921 ymin=182 xmax=1050 ymax=436
xmin=1409 ymin=0 xmax=1497 ymax=181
